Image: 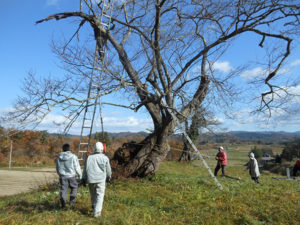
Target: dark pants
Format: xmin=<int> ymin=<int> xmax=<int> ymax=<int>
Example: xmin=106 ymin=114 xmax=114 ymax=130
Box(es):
xmin=214 ymin=164 xmax=226 ymax=176
xmin=59 ymin=177 xmax=78 ymax=203
xmin=293 ymin=165 xmax=300 ymax=176
xmin=251 ymin=177 xmax=260 ymax=183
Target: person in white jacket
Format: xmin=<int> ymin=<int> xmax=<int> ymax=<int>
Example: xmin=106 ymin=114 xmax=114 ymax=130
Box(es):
xmin=247 ymin=152 xmax=260 ymax=183
xmin=56 ymin=143 xmax=82 ymax=208
xmin=82 ymin=142 xmax=112 ymax=218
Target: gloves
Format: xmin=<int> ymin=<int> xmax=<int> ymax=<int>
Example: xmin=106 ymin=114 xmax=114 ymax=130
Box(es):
xmin=80 ymin=179 xmax=86 ymax=187
xmin=106 ymin=177 xmax=112 ymax=184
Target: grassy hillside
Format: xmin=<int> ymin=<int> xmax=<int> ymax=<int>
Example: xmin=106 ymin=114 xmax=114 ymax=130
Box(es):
xmin=1 ymin=152 xmax=299 ymax=225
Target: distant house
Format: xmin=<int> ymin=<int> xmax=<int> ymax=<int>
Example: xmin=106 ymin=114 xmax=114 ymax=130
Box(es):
xmin=260 ymin=156 xmax=275 ymax=165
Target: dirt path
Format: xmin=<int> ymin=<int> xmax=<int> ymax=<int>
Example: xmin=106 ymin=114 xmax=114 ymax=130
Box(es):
xmin=0 ymin=168 xmax=58 ymax=197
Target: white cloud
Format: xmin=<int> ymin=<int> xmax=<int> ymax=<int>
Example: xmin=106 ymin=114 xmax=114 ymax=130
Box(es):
xmin=241 ymin=66 xmax=290 ymax=81
xmin=0 ymin=107 xmax=14 ymax=113
xmin=223 ymin=104 xmax=300 ymax=132
xmin=91 ymin=0 xmax=127 ymax=7
xmin=267 ymin=85 xmax=300 ymax=104
xmin=213 ymin=61 xmax=233 ymax=73
xmin=211 ymin=116 xmax=224 ymax=124
xmin=101 ymin=116 xmax=153 ymax=132
xmin=278 ymin=68 xmax=290 ymax=75
xmin=40 ymin=114 xmax=66 ymax=124
xmin=0 ymin=107 xmax=154 ymax=134
xmin=36 ymin=113 xmax=153 ymax=134
xmin=288 ymin=85 xmax=300 ymax=96
xmin=290 ymin=59 xmax=300 ymax=66
xmin=46 ymin=0 xmax=58 ymax=6
xmin=285 ymin=85 xmax=300 ymax=104
xmin=240 ymin=67 xmax=266 ymax=80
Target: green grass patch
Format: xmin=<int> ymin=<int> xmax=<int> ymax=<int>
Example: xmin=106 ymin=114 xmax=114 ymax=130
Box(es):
xmin=0 ymin=161 xmax=299 ymax=225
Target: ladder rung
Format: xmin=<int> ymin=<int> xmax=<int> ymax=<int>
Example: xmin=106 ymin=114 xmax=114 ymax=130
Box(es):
xmin=79 ymin=151 xmax=88 ymax=153
xmin=101 ymin=23 xmax=109 ymax=27
xmin=82 ymin=124 xmax=92 ymax=127
xmin=80 ymin=143 xmax=89 ymax=145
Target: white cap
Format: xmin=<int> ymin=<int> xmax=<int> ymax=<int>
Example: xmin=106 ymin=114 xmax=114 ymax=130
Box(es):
xmin=94 ymin=142 xmax=104 ymax=153
xmin=248 ymin=152 xmax=254 ymax=158
xmin=219 ymin=146 xmax=224 ymax=150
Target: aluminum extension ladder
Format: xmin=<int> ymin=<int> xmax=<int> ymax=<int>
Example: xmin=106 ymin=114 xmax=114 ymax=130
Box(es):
xmin=78 ymin=0 xmax=114 ymax=161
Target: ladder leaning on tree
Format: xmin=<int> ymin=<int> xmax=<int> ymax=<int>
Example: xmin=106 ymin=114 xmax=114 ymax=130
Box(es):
xmin=77 ymin=0 xmax=114 ymax=161
xmin=155 ymin=89 xmax=223 ymax=191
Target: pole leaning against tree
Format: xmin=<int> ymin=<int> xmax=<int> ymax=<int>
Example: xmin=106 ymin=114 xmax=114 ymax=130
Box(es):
xmin=157 ymin=91 xmax=223 ymax=190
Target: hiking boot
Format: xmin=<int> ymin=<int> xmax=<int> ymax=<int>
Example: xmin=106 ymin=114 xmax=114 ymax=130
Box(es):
xmin=60 ymin=199 xmax=66 ymax=209
xmin=69 ymin=196 xmax=76 ymax=206
xmin=94 ymin=212 xmax=101 ymax=218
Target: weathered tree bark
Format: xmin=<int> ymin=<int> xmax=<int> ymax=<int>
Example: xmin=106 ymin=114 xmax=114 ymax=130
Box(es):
xmin=178 ymin=105 xmax=217 ymax=162
xmin=178 ymin=121 xmax=193 ymax=162
xmin=178 ymin=112 xmax=201 ymax=162
xmin=178 ymin=141 xmax=192 ymax=162
xmin=112 ymin=112 xmax=174 ymax=177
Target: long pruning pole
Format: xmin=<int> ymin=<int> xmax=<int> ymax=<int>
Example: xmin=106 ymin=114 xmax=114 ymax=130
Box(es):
xmin=157 ymin=92 xmax=223 ymax=190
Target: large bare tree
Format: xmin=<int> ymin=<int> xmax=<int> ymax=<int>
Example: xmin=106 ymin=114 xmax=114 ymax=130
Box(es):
xmin=7 ymin=0 xmax=300 ymax=177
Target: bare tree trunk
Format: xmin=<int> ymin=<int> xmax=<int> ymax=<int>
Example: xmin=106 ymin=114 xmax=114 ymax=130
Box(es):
xmin=178 ymin=111 xmax=202 ymax=162
xmin=112 ymin=121 xmax=172 ymax=178
xmin=178 ymin=140 xmax=192 ymax=162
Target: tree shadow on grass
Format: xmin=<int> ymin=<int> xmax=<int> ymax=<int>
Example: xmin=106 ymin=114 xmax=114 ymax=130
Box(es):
xmin=12 ymin=199 xmax=93 ymax=217
xmin=76 ymin=205 xmax=91 ymax=216
xmin=12 ymin=199 xmax=60 ymax=214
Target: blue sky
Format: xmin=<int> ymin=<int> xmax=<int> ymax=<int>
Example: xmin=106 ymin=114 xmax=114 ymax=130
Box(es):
xmin=1 ymin=0 xmax=300 ymax=134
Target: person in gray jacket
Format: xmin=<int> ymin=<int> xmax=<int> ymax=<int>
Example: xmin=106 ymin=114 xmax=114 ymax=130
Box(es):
xmin=56 ymin=143 xmax=82 ymax=208
xmin=82 ymin=142 xmax=112 ymax=218
xmin=247 ymin=152 xmax=260 ymax=183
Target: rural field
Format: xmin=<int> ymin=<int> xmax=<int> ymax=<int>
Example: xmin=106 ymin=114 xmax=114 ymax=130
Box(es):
xmin=0 ymin=144 xmax=299 ymax=225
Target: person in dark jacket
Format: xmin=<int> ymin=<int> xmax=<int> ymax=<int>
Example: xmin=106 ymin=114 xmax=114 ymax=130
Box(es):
xmin=56 ymin=143 xmax=82 ymax=208
xmin=214 ymin=146 xmax=227 ymax=176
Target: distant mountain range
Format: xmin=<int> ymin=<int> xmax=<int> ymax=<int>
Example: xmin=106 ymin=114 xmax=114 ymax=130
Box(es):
xmin=107 ymin=131 xmax=300 ymax=143
xmin=224 ymin=131 xmax=300 ymax=143
xmin=55 ymin=131 xmax=300 ymax=143
xmin=108 ymin=131 xmax=149 ymax=139
xmin=229 ymin=131 xmax=300 ymax=136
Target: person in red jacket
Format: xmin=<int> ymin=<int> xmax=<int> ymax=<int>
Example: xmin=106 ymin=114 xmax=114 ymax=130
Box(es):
xmin=214 ymin=146 xmax=227 ymax=176
xmin=292 ymin=160 xmax=300 ymax=177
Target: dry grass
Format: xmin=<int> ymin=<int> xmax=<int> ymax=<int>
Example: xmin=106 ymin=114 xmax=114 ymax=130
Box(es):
xmin=0 ymin=155 xmax=300 ymax=225
xmin=0 ymin=142 xmax=299 ymax=225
